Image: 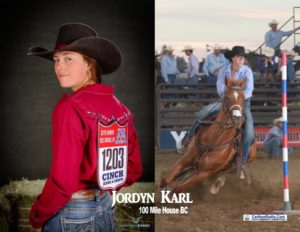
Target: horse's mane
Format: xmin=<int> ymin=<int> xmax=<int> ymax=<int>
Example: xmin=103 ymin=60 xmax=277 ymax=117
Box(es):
xmin=225 ymin=78 xmax=246 ymax=89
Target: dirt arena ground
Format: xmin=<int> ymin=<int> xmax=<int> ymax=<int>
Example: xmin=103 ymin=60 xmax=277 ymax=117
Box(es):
xmin=155 ymin=149 xmax=300 ymax=232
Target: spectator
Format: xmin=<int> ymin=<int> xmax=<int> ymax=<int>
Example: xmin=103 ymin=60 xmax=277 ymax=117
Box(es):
xmin=160 ymin=45 xmax=178 ymax=84
xmin=203 ymin=44 xmax=229 ymax=84
xmin=182 ymin=45 xmax=199 ymax=85
xmin=286 ymin=50 xmax=298 ymax=83
xmin=181 ymin=45 xmax=199 ymax=99
xmin=155 ymin=50 xmax=162 ymax=84
xmin=161 ymin=44 xmax=167 ymax=56
xmin=264 ymin=19 xmax=300 ymax=56
xmin=160 ymin=45 xmax=179 ymax=103
xmin=263 ymin=117 xmax=293 ymax=158
xmin=257 ymin=47 xmax=278 ymax=84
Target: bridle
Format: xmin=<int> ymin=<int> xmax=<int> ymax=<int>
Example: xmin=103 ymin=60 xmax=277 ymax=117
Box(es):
xmin=195 ymin=86 xmax=245 ymax=156
xmin=223 ymin=86 xmax=245 ymax=130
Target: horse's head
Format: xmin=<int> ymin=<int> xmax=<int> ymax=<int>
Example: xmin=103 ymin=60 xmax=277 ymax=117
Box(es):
xmin=223 ymin=78 xmax=247 ymax=129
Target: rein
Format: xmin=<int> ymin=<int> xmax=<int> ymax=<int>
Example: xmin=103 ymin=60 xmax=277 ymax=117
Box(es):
xmin=195 ymin=86 xmax=245 ymax=157
xmin=195 ymin=130 xmax=242 ymax=154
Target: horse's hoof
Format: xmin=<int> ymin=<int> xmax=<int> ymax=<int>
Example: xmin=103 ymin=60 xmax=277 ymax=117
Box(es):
xmin=210 ymin=181 xmax=221 ymax=194
xmin=241 ymin=165 xmax=252 ymax=185
xmin=161 ymin=186 xmax=170 ymax=192
xmin=246 ymin=175 xmax=252 ymax=185
xmin=239 ymin=171 xmax=245 ymax=179
xmin=210 ymin=176 xmax=226 ymax=195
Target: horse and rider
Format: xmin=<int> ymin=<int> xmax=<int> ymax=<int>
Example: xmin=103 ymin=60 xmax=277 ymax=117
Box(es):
xmin=160 ymin=46 xmax=257 ymax=194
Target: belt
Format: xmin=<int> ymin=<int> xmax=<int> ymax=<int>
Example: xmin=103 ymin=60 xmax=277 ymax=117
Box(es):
xmin=71 ymin=189 xmax=107 ymax=200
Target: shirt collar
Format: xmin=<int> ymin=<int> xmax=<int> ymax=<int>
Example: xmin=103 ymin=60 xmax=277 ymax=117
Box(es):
xmin=74 ymin=83 xmax=114 ymax=95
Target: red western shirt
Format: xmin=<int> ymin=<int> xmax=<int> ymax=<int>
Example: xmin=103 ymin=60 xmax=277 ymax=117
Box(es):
xmin=29 ymin=83 xmax=143 ymax=228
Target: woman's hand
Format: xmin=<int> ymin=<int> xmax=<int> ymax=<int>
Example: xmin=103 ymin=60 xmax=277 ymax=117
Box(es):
xmin=34 ymin=228 xmax=42 ymax=232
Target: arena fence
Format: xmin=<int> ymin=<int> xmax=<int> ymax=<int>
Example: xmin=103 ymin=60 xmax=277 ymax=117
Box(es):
xmin=155 ymin=81 xmax=300 ymax=151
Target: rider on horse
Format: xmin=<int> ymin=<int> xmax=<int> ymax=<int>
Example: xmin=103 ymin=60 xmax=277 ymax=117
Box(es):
xmin=183 ymin=46 xmax=254 ymax=171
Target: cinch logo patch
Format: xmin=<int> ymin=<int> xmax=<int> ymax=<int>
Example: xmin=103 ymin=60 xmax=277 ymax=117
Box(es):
xmin=97 ymin=121 xmax=128 ymax=190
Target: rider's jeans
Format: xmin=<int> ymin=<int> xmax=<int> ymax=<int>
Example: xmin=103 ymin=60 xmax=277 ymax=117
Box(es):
xmin=43 ymin=192 xmax=117 ymax=232
xmin=187 ymin=99 xmax=222 ymax=138
xmin=242 ymin=99 xmax=254 ymax=164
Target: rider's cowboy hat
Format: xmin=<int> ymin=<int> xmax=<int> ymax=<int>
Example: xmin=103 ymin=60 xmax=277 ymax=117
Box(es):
xmin=224 ymin=46 xmax=246 ymax=61
xmin=182 ymin=45 xmax=194 ymax=51
xmin=268 ymin=19 xmax=279 ymax=27
xmin=273 ymin=117 xmax=283 ymax=125
xmin=27 ymin=23 xmax=122 ymax=75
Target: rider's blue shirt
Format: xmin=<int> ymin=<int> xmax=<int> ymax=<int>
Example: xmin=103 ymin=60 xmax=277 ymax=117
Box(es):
xmin=216 ymin=64 xmax=254 ymax=100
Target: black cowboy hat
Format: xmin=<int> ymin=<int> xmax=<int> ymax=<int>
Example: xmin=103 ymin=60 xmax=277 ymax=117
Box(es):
xmin=224 ymin=46 xmax=246 ymax=61
xmin=27 ymin=23 xmax=122 ymax=75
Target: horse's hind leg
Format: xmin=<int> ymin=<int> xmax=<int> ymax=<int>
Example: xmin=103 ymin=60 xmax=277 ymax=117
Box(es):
xmin=240 ymin=142 xmax=256 ymax=185
xmin=247 ymin=142 xmax=257 ymax=165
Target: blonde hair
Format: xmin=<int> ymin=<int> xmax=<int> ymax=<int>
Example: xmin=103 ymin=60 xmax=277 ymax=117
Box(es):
xmin=82 ymin=53 xmax=102 ymax=83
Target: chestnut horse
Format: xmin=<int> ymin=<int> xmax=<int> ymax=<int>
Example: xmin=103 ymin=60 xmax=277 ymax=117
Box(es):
xmin=160 ymin=78 xmax=256 ymax=194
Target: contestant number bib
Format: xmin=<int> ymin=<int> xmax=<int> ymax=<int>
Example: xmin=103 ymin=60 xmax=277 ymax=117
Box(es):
xmin=97 ymin=121 xmax=128 ymax=190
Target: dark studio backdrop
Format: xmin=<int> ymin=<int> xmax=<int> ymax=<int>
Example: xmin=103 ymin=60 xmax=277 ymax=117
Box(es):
xmin=0 ymin=0 xmax=154 ymax=186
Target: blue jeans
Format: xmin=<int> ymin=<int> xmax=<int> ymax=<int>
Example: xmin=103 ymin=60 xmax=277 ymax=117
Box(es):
xmin=206 ymin=73 xmax=217 ymax=84
xmin=162 ymin=74 xmax=176 ymax=99
xmin=287 ymin=59 xmax=295 ymax=82
xmin=187 ymin=75 xmax=199 ymax=85
xmin=43 ymin=191 xmax=117 ymax=232
xmin=263 ymin=137 xmax=281 ymax=157
xmin=167 ymin=74 xmax=176 ymax=84
xmin=187 ymin=100 xmax=222 ymax=138
xmin=263 ymin=137 xmax=294 ymax=157
xmin=187 ymin=99 xmax=254 ymax=165
xmin=274 ymin=48 xmax=281 ymax=57
xmin=186 ymin=74 xmax=199 ymax=99
xmin=241 ymin=99 xmax=254 ymax=164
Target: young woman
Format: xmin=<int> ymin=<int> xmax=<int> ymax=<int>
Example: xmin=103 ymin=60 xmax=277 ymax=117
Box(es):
xmin=182 ymin=46 xmax=254 ymax=177
xmin=27 ymin=23 xmax=143 ymax=232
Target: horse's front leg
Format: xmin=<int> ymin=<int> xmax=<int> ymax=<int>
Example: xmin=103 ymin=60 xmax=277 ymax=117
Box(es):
xmin=160 ymin=142 xmax=198 ymax=189
xmin=171 ymin=170 xmax=213 ymax=194
xmin=160 ymin=155 xmax=194 ymax=189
